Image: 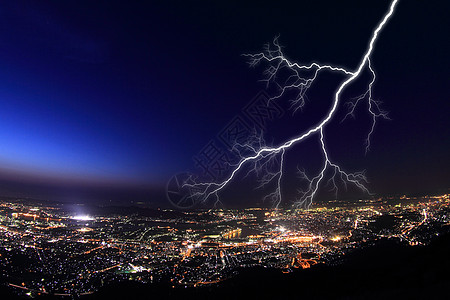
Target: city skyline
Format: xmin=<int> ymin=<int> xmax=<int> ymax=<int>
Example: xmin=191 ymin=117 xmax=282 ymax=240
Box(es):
xmin=0 ymin=193 xmax=449 ymax=298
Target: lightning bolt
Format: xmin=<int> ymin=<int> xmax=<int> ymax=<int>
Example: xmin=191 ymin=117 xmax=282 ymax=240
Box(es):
xmin=186 ymin=0 xmax=399 ymax=208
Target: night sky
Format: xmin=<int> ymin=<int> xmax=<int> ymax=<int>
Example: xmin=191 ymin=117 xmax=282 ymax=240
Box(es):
xmin=0 ymin=1 xmax=448 ymax=206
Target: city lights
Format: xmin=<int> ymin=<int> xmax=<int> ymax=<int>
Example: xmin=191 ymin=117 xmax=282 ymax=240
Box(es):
xmin=72 ymin=215 xmax=95 ymax=221
xmin=0 ymin=193 xmax=449 ymax=297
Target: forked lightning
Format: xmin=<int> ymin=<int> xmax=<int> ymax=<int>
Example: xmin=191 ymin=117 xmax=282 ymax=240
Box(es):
xmin=186 ymin=0 xmax=399 ymax=208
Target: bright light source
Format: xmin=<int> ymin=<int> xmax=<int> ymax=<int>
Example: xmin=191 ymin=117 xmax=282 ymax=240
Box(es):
xmin=78 ymin=227 xmax=92 ymax=233
xmin=72 ymin=215 xmax=94 ymax=221
xmin=331 ymin=236 xmax=341 ymax=242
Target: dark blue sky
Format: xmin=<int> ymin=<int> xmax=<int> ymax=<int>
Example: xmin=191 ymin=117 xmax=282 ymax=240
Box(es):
xmin=0 ymin=1 xmax=448 ymax=205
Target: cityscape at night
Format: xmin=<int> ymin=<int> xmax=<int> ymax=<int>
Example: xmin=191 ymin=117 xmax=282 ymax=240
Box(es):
xmin=0 ymin=0 xmax=448 ymax=299
xmin=1 ymin=193 xmax=450 ymax=298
